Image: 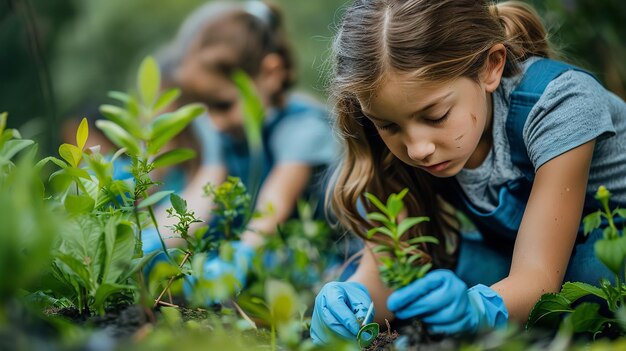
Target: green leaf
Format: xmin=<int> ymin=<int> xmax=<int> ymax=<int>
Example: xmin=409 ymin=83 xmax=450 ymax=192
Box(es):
xmin=1 ymin=139 xmax=34 ymax=161
xmin=594 ymin=236 xmax=626 ymax=275
xmin=102 ymin=219 xmax=135 ymax=283
xmin=96 ymin=120 xmax=141 ymax=155
xmin=265 ymin=279 xmax=299 ymax=324
xmin=93 ymin=283 xmax=134 ymax=312
xmin=148 ymin=104 xmax=205 ymax=155
xmin=137 ymin=56 xmax=160 ymax=108
xmin=366 ymin=212 xmax=391 ymax=225
xmin=615 ymin=208 xmax=626 ymax=220
xmin=99 ymin=104 xmax=142 ymax=138
xmin=59 ymin=143 xmax=82 ymax=168
xmin=387 ymin=189 xmax=408 ymax=217
xmin=170 ymin=193 xmax=187 ymax=215
xmin=64 ymin=194 xmax=95 ymax=214
xmin=407 ymin=236 xmax=440 ymax=245
xmin=366 ymin=226 xmax=395 ymax=240
xmin=397 ymin=216 xmax=430 ymax=237
xmin=55 ymin=253 xmax=92 ymax=290
xmin=357 ymin=322 xmax=379 ymax=348
xmin=38 ymin=156 xmax=68 ymax=170
xmin=76 ymin=117 xmax=88 ymax=150
xmin=153 ymin=88 xmax=181 ymax=113
xmin=560 ymin=282 xmax=607 ymax=303
xmin=232 ymin=70 xmax=264 ymax=150
xmin=569 ymin=302 xmax=608 ymax=333
xmin=0 ymin=112 xmax=6 ymax=135
xmin=138 ymin=190 xmax=175 ymax=209
xmin=364 ymin=193 xmax=390 ymax=217
xmin=583 ymin=211 xmax=602 ymax=236
xmin=526 ymin=293 xmax=573 ymax=329
xmin=152 ymin=148 xmax=196 ymax=169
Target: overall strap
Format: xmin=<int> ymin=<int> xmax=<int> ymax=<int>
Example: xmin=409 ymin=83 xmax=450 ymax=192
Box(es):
xmin=505 ymin=58 xmax=593 ymax=181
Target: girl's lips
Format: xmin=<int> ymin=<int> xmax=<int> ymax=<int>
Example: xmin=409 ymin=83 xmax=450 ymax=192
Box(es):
xmin=420 ymin=161 xmax=450 ymax=172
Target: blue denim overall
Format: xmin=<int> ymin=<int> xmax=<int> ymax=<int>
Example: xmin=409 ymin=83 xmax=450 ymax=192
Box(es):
xmin=446 ymin=59 xmax=617 ymax=288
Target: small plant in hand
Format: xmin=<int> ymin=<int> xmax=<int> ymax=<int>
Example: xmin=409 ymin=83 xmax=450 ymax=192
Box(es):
xmin=527 ymin=186 xmax=626 ymax=338
xmin=357 ymin=189 xmax=439 ymax=348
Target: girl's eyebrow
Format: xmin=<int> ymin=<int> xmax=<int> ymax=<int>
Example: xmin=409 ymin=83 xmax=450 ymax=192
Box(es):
xmin=415 ymin=92 xmax=453 ymax=113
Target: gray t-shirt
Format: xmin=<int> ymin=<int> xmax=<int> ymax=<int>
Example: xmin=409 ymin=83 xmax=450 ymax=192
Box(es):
xmin=456 ymin=57 xmax=626 ymax=212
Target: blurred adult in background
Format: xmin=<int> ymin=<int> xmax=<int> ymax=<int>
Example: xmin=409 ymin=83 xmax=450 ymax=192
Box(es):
xmin=143 ymin=0 xmax=343 ymax=295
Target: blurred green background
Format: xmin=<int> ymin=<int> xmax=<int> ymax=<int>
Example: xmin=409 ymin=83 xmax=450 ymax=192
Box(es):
xmin=1 ymin=0 xmax=624 ymax=155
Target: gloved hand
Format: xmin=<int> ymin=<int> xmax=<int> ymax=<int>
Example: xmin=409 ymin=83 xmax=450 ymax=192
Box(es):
xmin=310 ymin=281 xmax=373 ymax=345
xmin=183 ymin=241 xmax=256 ymax=305
xmin=387 ymin=269 xmax=508 ymax=335
xmin=201 ymin=241 xmax=255 ymax=289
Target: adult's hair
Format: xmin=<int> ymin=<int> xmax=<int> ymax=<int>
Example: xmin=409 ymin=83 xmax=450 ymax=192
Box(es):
xmin=328 ymin=0 xmax=554 ymax=269
xmin=170 ymin=0 xmax=296 ymax=106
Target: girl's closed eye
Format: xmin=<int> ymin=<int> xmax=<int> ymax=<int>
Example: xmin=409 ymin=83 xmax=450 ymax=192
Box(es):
xmin=377 ymin=123 xmax=399 ymax=132
xmin=425 ymin=109 xmax=451 ymax=125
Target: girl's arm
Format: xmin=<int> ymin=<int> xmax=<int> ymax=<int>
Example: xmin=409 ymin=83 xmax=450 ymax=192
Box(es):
xmin=348 ymin=242 xmax=395 ymax=322
xmin=492 ymin=139 xmax=596 ymax=323
xmin=240 ymin=163 xmax=313 ymax=248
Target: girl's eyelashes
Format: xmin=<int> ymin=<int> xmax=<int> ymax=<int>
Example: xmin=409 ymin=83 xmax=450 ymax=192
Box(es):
xmin=426 ymin=110 xmax=451 ymax=125
xmin=377 ymin=123 xmax=399 ymax=132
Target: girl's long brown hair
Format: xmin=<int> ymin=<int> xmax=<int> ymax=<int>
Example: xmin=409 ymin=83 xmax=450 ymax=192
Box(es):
xmin=328 ymin=0 xmax=554 ymax=268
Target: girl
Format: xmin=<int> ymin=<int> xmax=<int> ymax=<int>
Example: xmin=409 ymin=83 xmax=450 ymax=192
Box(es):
xmin=143 ymin=1 xmax=340 ymax=291
xmin=310 ymin=0 xmax=626 ymax=344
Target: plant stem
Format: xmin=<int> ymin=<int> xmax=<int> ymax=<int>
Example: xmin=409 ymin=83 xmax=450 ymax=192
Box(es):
xmin=146 ymin=204 xmax=172 ymax=261
xmin=153 ymin=251 xmax=191 ymax=308
xmin=271 ymin=322 xmax=276 ymax=351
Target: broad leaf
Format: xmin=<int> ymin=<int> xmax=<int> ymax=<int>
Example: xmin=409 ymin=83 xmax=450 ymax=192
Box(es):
xmin=527 ymin=293 xmax=573 ymax=329
xmin=96 ymin=120 xmax=141 ymax=155
xmin=102 ymin=218 xmax=135 ymax=283
xmin=93 ymin=283 xmax=135 ymax=312
xmin=582 ymin=211 xmax=602 ymax=236
xmin=137 ymin=56 xmax=160 ymax=108
xmin=232 ymin=70 xmax=264 ymax=150
xmin=170 ymin=193 xmax=187 ymax=215
xmin=99 ymin=104 xmax=142 ymax=138
xmin=138 ymin=190 xmax=175 ymax=209
xmin=152 ymin=148 xmax=196 ymax=169
xmin=594 ymin=236 xmax=626 ymax=275
xmin=76 ymin=117 xmax=88 ymax=150
xmin=265 ymin=279 xmax=299 ymax=324
xmin=153 ymin=88 xmax=181 ymax=113
xmin=59 ymin=143 xmax=82 ymax=168
xmin=64 ymin=194 xmax=95 ymax=214
xmin=560 ymin=282 xmax=607 ymax=302
xmin=1 ymin=139 xmax=35 ymax=161
xmin=148 ymin=104 xmax=205 ymax=155
xmin=569 ymin=303 xmax=609 ymax=333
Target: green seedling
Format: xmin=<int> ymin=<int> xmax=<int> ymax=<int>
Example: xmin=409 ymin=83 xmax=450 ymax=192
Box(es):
xmin=527 ymin=186 xmax=626 ymax=337
xmin=357 ymin=302 xmax=378 ymax=348
xmin=364 ymin=189 xmax=439 ymax=289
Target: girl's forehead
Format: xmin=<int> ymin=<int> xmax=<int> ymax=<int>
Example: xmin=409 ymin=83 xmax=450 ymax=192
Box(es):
xmin=358 ymin=72 xmax=453 ymax=109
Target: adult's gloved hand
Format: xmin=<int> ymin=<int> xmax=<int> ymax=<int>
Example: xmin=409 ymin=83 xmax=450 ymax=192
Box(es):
xmin=183 ymin=241 xmax=256 ymax=305
xmin=201 ymin=241 xmax=255 ymax=289
xmin=310 ymin=281 xmax=373 ymax=345
xmin=387 ymin=269 xmax=508 ymax=335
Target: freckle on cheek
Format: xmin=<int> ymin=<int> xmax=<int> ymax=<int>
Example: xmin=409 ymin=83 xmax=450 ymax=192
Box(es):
xmin=471 ymin=113 xmax=477 ymax=125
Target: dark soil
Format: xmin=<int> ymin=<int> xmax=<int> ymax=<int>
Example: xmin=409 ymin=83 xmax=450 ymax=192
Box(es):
xmin=49 ymin=304 xmax=149 ymax=339
xmin=364 ymin=330 xmax=400 ymax=351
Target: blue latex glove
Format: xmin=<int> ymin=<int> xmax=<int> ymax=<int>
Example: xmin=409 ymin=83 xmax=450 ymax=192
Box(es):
xmin=201 ymin=241 xmax=255 ymax=288
xmin=310 ymin=281 xmax=373 ymax=345
xmin=387 ymin=269 xmax=508 ymax=335
xmin=183 ymin=241 xmax=256 ymax=304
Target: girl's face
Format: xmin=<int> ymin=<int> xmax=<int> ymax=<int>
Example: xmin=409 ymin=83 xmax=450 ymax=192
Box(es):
xmin=177 ymin=44 xmax=279 ymax=140
xmin=358 ymin=72 xmax=495 ymax=177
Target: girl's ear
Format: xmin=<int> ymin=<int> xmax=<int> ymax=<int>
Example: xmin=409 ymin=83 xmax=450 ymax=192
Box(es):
xmin=256 ymin=53 xmax=287 ymax=103
xmin=481 ymin=44 xmax=507 ymax=93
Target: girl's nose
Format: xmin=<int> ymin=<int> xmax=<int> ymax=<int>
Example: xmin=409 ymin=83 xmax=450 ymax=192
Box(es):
xmin=406 ymin=138 xmax=436 ymax=162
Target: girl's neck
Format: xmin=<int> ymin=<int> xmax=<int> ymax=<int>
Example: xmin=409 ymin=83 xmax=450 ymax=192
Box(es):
xmin=464 ymin=92 xmax=494 ymax=169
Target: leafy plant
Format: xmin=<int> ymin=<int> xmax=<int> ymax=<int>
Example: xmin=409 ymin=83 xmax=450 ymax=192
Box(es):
xmin=364 ymin=189 xmax=438 ymax=289
xmin=527 ymin=186 xmax=626 ymax=337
